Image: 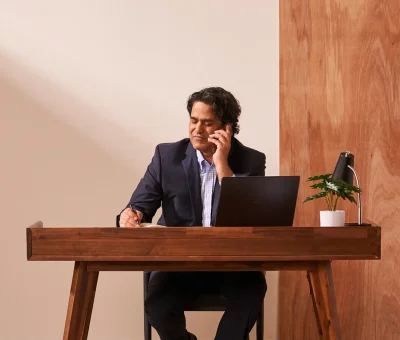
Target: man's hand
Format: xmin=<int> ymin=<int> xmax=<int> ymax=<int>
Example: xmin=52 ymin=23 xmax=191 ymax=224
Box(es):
xmin=208 ymin=124 xmax=234 ymax=181
xmin=120 ymin=207 xmax=143 ymax=228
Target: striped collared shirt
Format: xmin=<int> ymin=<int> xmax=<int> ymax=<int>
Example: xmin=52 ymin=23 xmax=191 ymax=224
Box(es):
xmin=196 ymin=150 xmax=217 ymax=227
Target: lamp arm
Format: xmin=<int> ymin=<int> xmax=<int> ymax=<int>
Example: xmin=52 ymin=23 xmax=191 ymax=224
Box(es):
xmin=347 ymin=165 xmax=362 ymax=225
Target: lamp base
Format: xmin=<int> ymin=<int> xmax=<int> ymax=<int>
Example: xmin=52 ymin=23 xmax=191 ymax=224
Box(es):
xmin=345 ymin=222 xmax=372 ymax=226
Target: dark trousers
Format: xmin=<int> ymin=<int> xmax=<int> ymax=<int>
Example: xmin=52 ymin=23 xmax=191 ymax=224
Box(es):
xmin=145 ymin=271 xmax=267 ymax=340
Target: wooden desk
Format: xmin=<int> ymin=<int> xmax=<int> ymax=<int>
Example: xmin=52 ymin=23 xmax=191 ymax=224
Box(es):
xmin=26 ymin=222 xmax=381 ymax=340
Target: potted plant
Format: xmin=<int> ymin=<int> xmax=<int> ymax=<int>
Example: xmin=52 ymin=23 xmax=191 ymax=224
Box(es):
xmin=303 ymin=173 xmax=361 ymax=226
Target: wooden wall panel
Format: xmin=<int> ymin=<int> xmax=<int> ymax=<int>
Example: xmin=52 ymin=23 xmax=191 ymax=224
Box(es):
xmin=279 ymin=1 xmax=400 ymax=339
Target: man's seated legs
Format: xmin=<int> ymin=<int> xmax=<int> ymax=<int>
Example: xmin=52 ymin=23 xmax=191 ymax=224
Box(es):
xmin=215 ymin=271 xmax=267 ymax=340
xmin=145 ymin=271 xmax=266 ymax=340
xmin=145 ymin=272 xmax=200 ymax=340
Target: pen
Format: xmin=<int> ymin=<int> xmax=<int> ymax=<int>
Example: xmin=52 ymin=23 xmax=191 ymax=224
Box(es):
xmin=129 ymin=204 xmax=141 ymax=227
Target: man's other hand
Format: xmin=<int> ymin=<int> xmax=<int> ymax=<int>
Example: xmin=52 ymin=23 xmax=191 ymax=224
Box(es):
xmin=120 ymin=208 xmax=143 ymax=228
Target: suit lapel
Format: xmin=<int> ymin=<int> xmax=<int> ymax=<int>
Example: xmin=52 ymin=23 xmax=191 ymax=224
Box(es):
xmin=182 ymin=143 xmax=202 ymax=226
xmin=211 ymin=180 xmax=220 ymax=226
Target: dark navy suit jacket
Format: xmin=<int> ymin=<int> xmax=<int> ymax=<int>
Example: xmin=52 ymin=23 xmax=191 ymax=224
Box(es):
xmin=117 ymin=137 xmax=265 ymax=227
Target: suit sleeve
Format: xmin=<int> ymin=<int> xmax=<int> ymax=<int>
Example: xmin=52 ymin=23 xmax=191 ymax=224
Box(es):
xmin=116 ymin=145 xmax=163 ymax=226
xmin=256 ymin=153 xmax=266 ymax=176
xmin=249 ymin=152 xmax=266 ymax=176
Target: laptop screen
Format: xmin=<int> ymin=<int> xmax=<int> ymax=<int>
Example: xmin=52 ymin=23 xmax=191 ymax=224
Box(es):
xmin=214 ymin=176 xmax=300 ymax=227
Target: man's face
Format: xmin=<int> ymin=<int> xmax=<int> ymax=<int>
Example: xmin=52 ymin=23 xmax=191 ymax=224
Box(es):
xmin=189 ymin=101 xmax=224 ymax=153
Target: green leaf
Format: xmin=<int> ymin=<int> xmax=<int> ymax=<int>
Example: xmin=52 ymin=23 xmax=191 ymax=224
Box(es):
xmin=346 ymin=195 xmax=357 ymax=204
xmin=305 ymin=172 xmax=362 ymax=208
xmin=336 ymin=180 xmax=361 ymax=193
xmin=325 ymin=180 xmax=341 ymax=192
xmin=303 ymin=191 xmax=327 ymax=203
xmin=310 ymin=182 xmax=327 ymax=189
xmin=343 ymin=187 xmax=352 ymax=195
xmin=306 ymin=174 xmax=332 ymax=181
xmin=348 ymin=185 xmax=361 ymax=193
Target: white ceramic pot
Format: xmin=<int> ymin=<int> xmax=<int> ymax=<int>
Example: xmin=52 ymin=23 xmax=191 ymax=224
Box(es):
xmin=320 ymin=210 xmax=345 ymax=227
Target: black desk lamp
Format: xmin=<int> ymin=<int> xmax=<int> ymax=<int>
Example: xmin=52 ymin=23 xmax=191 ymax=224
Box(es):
xmin=332 ymin=151 xmax=371 ymax=226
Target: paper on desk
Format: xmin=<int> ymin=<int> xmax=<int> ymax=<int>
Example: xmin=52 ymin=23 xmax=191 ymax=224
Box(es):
xmin=139 ymin=223 xmax=166 ymax=228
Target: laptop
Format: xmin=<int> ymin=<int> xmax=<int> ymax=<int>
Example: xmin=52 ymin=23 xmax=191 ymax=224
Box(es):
xmin=214 ymin=176 xmax=300 ymax=227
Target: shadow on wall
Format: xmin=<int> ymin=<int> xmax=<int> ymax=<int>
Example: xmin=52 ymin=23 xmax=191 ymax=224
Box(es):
xmin=0 ymin=52 xmax=255 ymax=340
xmin=0 ymin=52 xmax=155 ymax=340
xmin=0 ymin=51 xmax=157 ymax=227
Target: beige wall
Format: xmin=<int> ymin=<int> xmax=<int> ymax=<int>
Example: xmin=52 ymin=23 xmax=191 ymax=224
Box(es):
xmin=0 ymin=1 xmax=279 ymax=339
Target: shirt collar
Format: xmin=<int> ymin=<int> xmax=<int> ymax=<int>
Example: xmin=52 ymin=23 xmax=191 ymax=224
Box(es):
xmin=196 ymin=150 xmax=213 ymax=169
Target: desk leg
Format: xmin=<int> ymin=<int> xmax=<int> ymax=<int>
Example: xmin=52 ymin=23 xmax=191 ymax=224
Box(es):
xmin=63 ymin=261 xmax=99 ymax=340
xmin=307 ymin=261 xmax=341 ymax=340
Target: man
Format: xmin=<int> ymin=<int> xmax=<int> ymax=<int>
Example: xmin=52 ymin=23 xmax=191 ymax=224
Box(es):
xmin=118 ymin=87 xmax=267 ymax=340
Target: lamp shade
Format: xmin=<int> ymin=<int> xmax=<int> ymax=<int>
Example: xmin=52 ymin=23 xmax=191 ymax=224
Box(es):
xmin=332 ymin=151 xmax=354 ymax=185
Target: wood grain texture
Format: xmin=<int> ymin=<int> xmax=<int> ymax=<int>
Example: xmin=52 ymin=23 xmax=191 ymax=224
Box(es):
xmin=26 ymin=226 xmax=380 ymax=261
xmin=280 ymin=1 xmax=400 ymax=339
xmin=86 ymin=261 xmax=319 ymax=272
xmin=63 ymin=262 xmax=98 ymax=340
xmin=26 ymin=221 xmax=43 ymax=259
xmin=307 ymin=262 xmax=341 ymax=340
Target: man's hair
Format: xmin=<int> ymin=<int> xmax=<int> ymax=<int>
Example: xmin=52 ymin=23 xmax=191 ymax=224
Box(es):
xmin=187 ymin=87 xmax=241 ymax=135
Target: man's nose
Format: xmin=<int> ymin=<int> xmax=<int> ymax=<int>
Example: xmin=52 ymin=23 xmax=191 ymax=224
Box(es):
xmin=194 ymin=122 xmax=204 ymax=134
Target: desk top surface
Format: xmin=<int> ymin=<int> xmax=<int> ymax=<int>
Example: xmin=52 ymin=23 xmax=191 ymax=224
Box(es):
xmin=26 ymin=223 xmax=381 ymax=262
